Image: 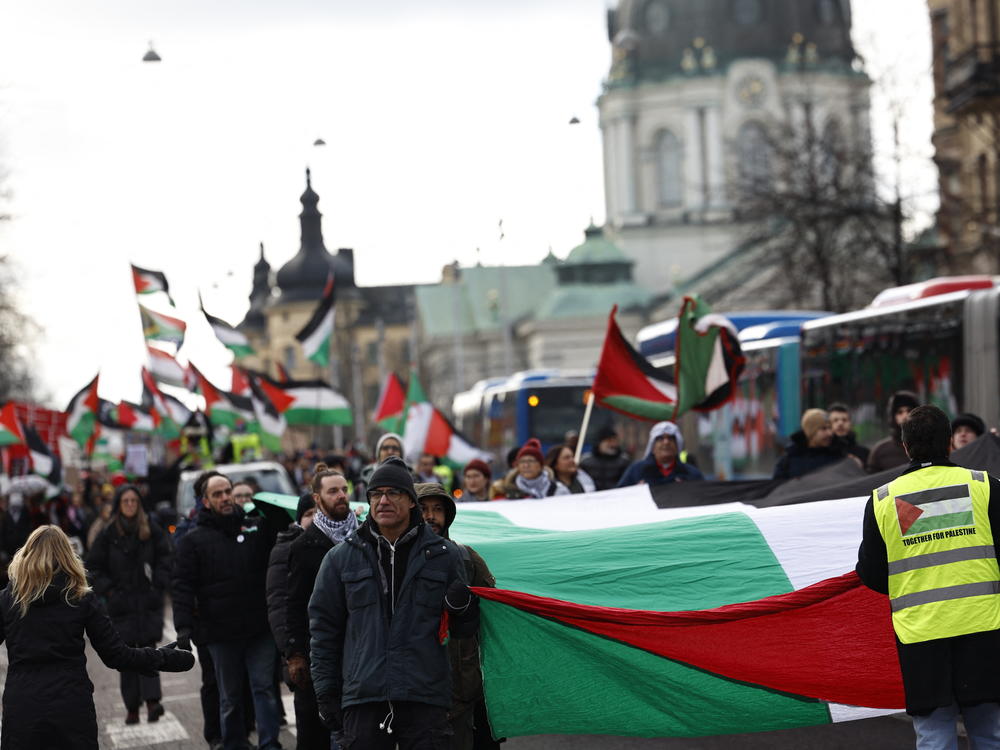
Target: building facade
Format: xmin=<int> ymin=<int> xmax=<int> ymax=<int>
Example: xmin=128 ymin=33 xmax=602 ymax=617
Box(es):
xmin=237 ymin=171 xmax=417 ymax=446
xmin=929 ymin=0 xmax=1000 ymax=273
xmin=599 ymin=0 xmax=871 ymax=294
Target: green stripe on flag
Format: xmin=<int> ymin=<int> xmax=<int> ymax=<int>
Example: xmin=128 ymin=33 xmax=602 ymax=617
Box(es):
xmin=601 ymin=394 xmax=676 ymax=421
xmin=481 ymin=600 xmax=830 ymax=738
xmin=906 ymin=511 xmax=975 ymax=536
xmin=452 ymin=511 xmax=791 ymax=610
xmin=285 ymin=406 xmax=353 ymax=426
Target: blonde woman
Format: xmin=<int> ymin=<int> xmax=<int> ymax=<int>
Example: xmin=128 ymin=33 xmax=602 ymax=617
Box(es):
xmin=0 ymin=525 xmax=194 ymax=750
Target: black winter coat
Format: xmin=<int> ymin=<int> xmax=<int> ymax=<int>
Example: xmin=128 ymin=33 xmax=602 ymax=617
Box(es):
xmin=856 ymin=460 xmax=1000 ymax=714
xmin=579 ymin=448 xmax=631 ymax=491
xmin=285 ymin=521 xmax=335 ymax=658
xmin=86 ymin=519 xmax=172 ymax=646
xmin=0 ymin=578 xmax=166 ymax=750
xmin=772 ymin=431 xmax=845 ymax=479
xmin=308 ymin=516 xmax=477 ymax=710
xmin=833 ymin=432 xmax=870 ymax=466
xmin=266 ymin=523 xmax=304 ymax=654
xmin=172 ymin=506 xmax=277 ymax=645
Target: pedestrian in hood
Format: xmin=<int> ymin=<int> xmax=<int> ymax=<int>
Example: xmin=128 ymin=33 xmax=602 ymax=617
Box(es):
xmin=952 ymin=412 xmax=987 ymax=452
xmin=867 ymin=391 xmax=919 ymax=473
xmin=772 ymin=409 xmax=845 ymax=479
xmin=1 ymin=525 xmax=193 ymax=749
xmin=415 ymin=482 xmax=499 ymax=750
xmin=617 ymin=422 xmax=704 ymax=487
xmin=580 ymin=425 xmax=631 ymax=491
xmin=86 ymin=484 xmax=173 ymax=725
xmin=354 ymin=432 xmax=409 ymax=504
xmin=309 ymin=457 xmax=479 ymax=747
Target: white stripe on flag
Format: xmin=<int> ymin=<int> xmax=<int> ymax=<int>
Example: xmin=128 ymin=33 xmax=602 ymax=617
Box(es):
xmin=704 ymin=337 xmax=730 ymax=395
xmin=403 ymin=402 xmax=434 ymax=457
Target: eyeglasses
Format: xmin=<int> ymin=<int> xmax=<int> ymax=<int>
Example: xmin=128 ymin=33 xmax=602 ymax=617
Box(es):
xmin=367 ymin=488 xmax=404 ymax=502
xmin=380 ymin=445 xmax=402 ymax=454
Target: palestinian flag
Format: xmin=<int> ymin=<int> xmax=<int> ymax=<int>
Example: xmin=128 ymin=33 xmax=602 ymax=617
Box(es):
xmin=138 ymin=303 xmax=186 ymax=345
xmin=131 ymin=263 xmax=174 ymax=304
xmin=140 ymin=367 xmax=181 ymax=439
xmin=23 ymin=424 xmax=61 ymax=487
xmin=372 ymin=372 xmax=406 ymax=431
xmin=247 ymin=376 xmax=287 ymax=452
xmin=295 ymin=273 xmax=335 ymax=367
xmin=448 ymin=490 xmax=903 ymax=739
xmin=0 ymin=402 xmax=25 ymax=446
xmin=592 ymin=305 xmax=677 ymax=421
xmin=147 ymin=344 xmax=188 ymax=388
xmin=117 ymin=401 xmax=157 ymax=432
xmin=895 ymin=483 xmax=974 ymax=536
xmin=402 ymin=372 xmax=489 ymax=465
xmin=189 ymin=363 xmax=254 ymax=430
xmin=253 ymin=374 xmax=352 ymax=426
xmin=673 ymin=295 xmax=745 ymax=416
xmin=65 ymin=374 xmax=100 ymax=447
xmin=201 ymin=295 xmax=255 ymax=358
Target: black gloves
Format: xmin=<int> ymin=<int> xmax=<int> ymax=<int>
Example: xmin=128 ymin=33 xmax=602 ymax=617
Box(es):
xmin=175 ymin=629 xmax=192 ymax=652
xmin=317 ymin=695 xmax=343 ymax=731
xmin=157 ymin=642 xmax=196 ymax=673
xmin=445 ymin=579 xmax=474 ymax=613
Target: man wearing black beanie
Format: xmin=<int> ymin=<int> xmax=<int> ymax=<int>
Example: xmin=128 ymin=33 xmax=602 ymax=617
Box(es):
xmin=308 ymin=456 xmax=479 ymax=748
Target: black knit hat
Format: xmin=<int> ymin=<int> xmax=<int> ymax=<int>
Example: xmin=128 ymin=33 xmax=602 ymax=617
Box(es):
xmin=952 ymin=412 xmax=986 ymax=438
xmin=296 ymin=492 xmax=316 ymax=524
xmin=368 ymin=456 xmax=416 ymax=502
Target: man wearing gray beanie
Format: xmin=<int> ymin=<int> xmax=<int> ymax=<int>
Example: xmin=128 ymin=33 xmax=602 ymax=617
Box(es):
xmin=308 ymin=456 xmax=479 ymax=748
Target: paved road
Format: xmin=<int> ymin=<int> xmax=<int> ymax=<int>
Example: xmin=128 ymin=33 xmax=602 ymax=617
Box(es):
xmin=0 ymin=602 xmax=920 ymax=749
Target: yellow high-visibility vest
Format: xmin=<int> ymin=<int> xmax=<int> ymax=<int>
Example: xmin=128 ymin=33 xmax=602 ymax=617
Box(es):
xmin=873 ymin=465 xmax=1000 ymax=644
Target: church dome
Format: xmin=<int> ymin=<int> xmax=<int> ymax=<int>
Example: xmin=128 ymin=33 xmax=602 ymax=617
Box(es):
xmin=565 ymin=224 xmax=630 ymax=265
xmin=274 ymin=169 xmax=355 ymax=305
xmin=607 ymin=0 xmax=857 ymax=84
xmin=239 ymin=242 xmax=272 ymax=332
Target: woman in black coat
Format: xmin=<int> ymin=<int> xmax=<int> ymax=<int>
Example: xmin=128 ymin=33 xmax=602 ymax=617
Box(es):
xmin=86 ymin=484 xmax=173 ymax=724
xmin=0 ymin=525 xmax=193 ymax=750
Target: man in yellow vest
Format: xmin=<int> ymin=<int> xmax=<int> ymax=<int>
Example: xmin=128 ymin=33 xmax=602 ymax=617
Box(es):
xmin=856 ymin=405 xmax=1000 ymax=748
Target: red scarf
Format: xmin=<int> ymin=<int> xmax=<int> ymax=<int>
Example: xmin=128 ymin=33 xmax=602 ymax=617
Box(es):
xmin=656 ymin=459 xmax=677 ymax=478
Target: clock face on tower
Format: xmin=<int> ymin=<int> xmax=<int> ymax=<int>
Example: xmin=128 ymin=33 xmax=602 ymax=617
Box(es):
xmin=737 ymin=75 xmax=767 ymax=107
xmin=644 ymin=0 xmax=671 ymax=35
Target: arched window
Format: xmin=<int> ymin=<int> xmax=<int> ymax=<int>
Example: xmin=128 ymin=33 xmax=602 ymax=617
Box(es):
xmin=738 ymin=121 xmax=770 ymax=183
xmin=656 ymin=129 xmax=683 ymax=207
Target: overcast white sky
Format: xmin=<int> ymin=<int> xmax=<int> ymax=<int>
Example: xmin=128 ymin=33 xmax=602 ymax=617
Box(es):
xmin=0 ymin=0 xmax=934 ymax=409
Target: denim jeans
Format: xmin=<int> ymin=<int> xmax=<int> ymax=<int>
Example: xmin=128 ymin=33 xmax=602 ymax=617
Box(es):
xmin=207 ymin=633 xmax=282 ymax=750
xmin=913 ymin=702 xmax=1000 ymax=750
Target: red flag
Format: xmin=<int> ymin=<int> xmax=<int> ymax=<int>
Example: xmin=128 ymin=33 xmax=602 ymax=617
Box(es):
xmin=372 ymin=372 xmax=406 ymax=428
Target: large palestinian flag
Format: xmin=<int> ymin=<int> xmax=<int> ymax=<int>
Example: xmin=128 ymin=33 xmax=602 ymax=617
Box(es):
xmin=592 ymin=305 xmax=677 ymax=420
xmin=147 ymin=344 xmax=188 ymax=388
xmin=295 ymin=274 xmax=335 ymax=367
xmin=65 ymin=374 xmax=100 ymax=447
xmin=448 ymin=491 xmax=904 ymax=739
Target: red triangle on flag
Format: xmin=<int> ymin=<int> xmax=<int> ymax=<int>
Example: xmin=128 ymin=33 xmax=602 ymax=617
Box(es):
xmin=0 ymin=402 xmax=25 ymax=445
xmin=895 ymin=499 xmax=924 ymax=536
xmin=373 ymin=373 xmax=406 ymax=424
xmin=424 ymin=407 xmax=454 ymax=457
xmin=231 ymin=367 xmax=251 ymax=396
xmin=257 ymin=378 xmax=296 ymax=413
xmin=132 ymin=267 xmax=152 ymax=293
xmin=117 ymin=402 xmax=137 ymax=429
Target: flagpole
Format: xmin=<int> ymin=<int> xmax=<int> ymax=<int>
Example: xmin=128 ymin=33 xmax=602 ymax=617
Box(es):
xmin=574 ymin=391 xmax=595 ymax=466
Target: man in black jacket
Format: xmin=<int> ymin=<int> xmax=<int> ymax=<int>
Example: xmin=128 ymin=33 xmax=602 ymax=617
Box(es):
xmin=172 ymin=470 xmax=281 ymax=750
xmin=580 ymin=425 xmax=631 ymax=491
xmin=285 ymin=467 xmax=357 ymax=749
xmin=309 ymin=456 xmax=478 ymax=749
xmin=856 ymin=406 xmax=1000 ymax=748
